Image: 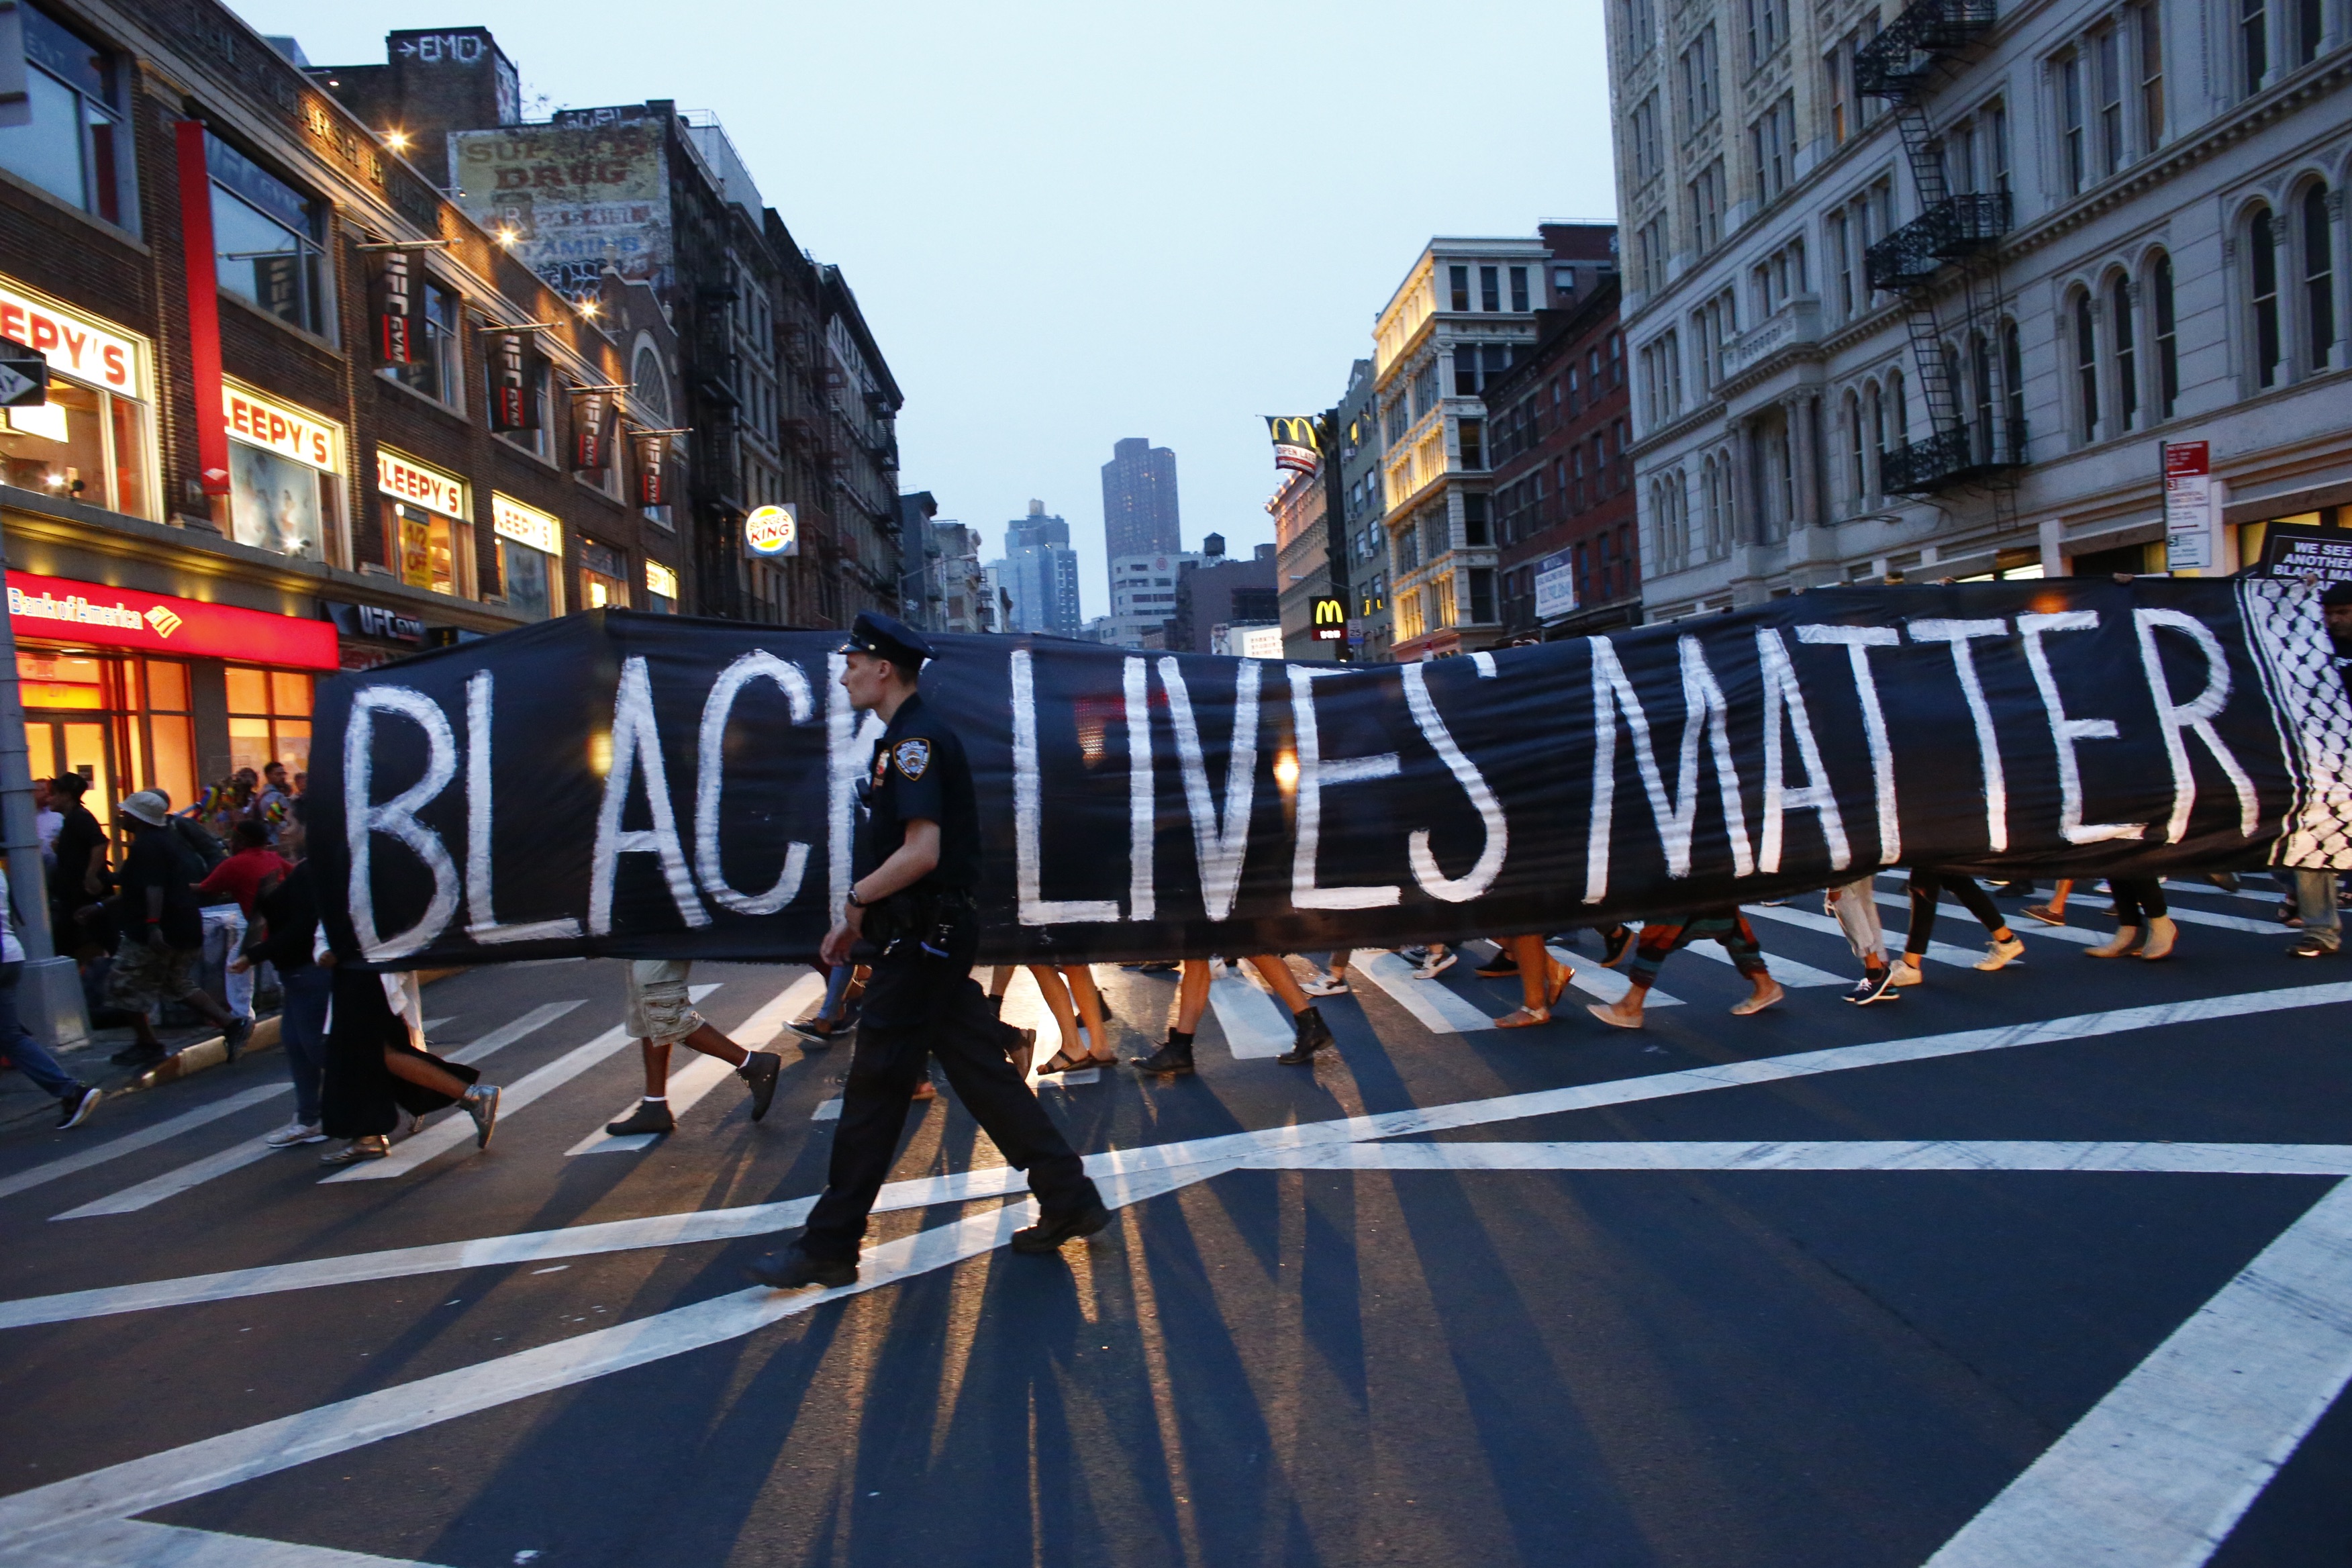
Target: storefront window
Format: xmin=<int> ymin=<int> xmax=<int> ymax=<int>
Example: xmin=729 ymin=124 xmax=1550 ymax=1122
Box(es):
xmin=388 ymin=501 xmax=473 ymax=597
xmin=644 ymin=558 xmax=679 ymax=613
xmin=490 ymin=494 xmax=561 ymax=620
xmin=16 ymin=652 xmax=193 ymax=821
xmin=224 ymin=384 xmax=342 ymax=562
xmin=208 ymin=132 xmax=332 ymax=339
xmin=225 ymin=665 xmax=311 ymax=779
xmin=388 ymin=280 xmax=462 ymax=405
xmin=0 ymin=4 xmax=130 ymax=229
xmin=0 ymin=281 xmax=156 ymax=518
xmin=581 ymin=538 xmax=630 ymax=609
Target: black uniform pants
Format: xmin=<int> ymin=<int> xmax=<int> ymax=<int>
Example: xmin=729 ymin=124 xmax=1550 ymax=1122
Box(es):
xmin=801 ymin=929 xmax=1099 ymax=1261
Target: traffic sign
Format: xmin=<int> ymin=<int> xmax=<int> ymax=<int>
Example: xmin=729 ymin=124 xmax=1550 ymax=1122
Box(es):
xmin=0 ymin=336 xmax=45 ymax=407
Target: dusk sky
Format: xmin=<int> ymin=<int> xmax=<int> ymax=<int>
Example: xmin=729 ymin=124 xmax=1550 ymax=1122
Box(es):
xmin=228 ymin=0 xmax=1618 ymax=617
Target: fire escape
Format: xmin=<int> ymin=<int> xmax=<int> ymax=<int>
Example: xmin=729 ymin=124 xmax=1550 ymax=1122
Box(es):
xmin=1856 ymin=0 xmax=2022 ymax=499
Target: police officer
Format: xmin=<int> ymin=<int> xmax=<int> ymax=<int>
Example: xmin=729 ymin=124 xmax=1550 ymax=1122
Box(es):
xmin=746 ymin=613 xmax=1109 ymax=1289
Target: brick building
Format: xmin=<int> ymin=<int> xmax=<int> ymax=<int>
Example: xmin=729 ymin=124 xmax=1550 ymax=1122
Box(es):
xmin=1491 ymin=260 xmax=1640 ymax=640
xmin=1 ymin=1 xmax=693 ymax=822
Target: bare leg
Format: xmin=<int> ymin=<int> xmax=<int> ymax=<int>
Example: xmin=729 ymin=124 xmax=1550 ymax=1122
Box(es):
xmin=638 ymin=1040 xmax=671 ymax=1096
xmin=1062 ymin=965 xmax=1112 ymax=1062
xmin=1512 ymin=934 xmax=1559 ymax=1012
xmin=1174 ymin=959 xmax=1212 ymax=1034
xmin=677 ymin=1021 xmax=747 ymax=1068
xmin=1031 ymin=963 xmax=1087 ymax=1070
xmin=384 ymin=1048 xmax=469 ymax=1100
xmin=1246 ymin=954 xmax=1312 ymax=1016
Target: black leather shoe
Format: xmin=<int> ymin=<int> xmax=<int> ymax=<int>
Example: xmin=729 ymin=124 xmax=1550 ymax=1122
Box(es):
xmin=1012 ymin=1199 xmax=1112 ymax=1254
xmin=1473 ymin=953 xmax=1520 ymax=978
xmin=1277 ymin=1006 xmax=1334 ymax=1065
xmin=743 ymin=1245 xmax=857 ymax=1289
xmin=605 ymin=1100 xmax=675 ymax=1137
xmin=1130 ymin=1041 xmax=1195 ymax=1076
xmin=740 ymin=1051 xmax=780 ymax=1122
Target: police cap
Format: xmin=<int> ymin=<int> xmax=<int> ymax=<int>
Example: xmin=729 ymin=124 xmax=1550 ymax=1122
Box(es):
xmin=839 ymin=610 xmax=934 ymax=671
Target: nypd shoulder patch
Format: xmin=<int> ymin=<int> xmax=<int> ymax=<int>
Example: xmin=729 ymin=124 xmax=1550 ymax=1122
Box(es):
xmin=893 ymin=738 xmax=932 ymax=779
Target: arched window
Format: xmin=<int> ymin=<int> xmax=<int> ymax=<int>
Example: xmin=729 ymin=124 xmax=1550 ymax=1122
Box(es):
xmin=1888 ymin=369 xmax=1907 ymax=446
xmin=1868 ymin=381 xmax=1886 ymax=490
xmin=2111 ymin=275 xmax=2138 ymax=432
xmin=1845 ymin=389 xmax=1865 ymax=503
xmin=2073 ymin=292 xmax=2100 ymax=438
xmin=2150 ymin=253 xmax=2178 ymax=418
xmin=631 ymin=342 xmax=670 ymax=422
xmin=2304 ymin=183 xmax=2336 ymax=371
xmin=2001 ymin=320 xmax=2026 ymax=457
xmin=2251 ymin=206 xmax=2281 ymax=387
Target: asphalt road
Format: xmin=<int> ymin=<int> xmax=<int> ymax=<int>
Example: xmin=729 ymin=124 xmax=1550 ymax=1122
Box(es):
xmin=1 ymin=873 xmax=2347 ymax=1568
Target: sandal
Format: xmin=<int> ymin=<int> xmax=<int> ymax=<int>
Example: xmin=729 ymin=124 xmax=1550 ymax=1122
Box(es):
xmin=1037 ymin=1048 xmax=1095 ymax=1074
xmin=1545 ymin=956 xmax=1571 ymax=1009
xmin=1494 ymin=1006 xmax=1551 ymax=1028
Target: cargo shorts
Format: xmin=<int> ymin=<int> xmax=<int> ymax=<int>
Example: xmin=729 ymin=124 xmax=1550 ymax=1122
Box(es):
xmin=624 ymin=959 xmax=703 ymax=1045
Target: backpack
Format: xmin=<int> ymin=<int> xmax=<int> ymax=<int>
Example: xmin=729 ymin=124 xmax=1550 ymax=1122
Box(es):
xmin=170 ymin=815 xmax=228 ymax=875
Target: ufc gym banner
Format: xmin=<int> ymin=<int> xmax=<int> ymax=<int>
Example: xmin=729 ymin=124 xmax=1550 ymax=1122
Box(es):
xmin=308 ymin=579 xmax=2352 ymax=969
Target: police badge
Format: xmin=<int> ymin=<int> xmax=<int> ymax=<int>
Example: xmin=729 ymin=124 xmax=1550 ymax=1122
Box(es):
xmin=893 ymin=738 xmax=932 ymax=779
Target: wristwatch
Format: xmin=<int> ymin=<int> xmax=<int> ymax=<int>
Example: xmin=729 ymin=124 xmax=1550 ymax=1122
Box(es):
xmin=845 ymin=888 xmax=867 ymax=910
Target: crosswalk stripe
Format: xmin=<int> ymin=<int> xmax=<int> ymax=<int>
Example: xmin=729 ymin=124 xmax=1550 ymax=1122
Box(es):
xmin=1545 ymin=945 xmax=1683 ymax=1008
xmin=0 ymin=1086 xmax=289 ymax=1206
xmin=571 ymin=975 xmax=824 ymax=1155
xmin=1747 ymin=900 xmax=1987 ymax=968
xmin=322 ymin=989 xmax=720 ymax=1184
xmin=12 ymin=981 xmax=2351 ymax=1336
xmin=1692 ymin=929 xmax=1849 ymax=987
xmin=15 ymin=1516 xmax=454 ymax=1567
xmin=1208 ymin=967 xmax=1293 ymax=1058
xmin=1257 ymin=1139 xmax=2352 ymax=1177
xmin=51 ymin=1003 xmax=585 ymax=1221
xmin=1350 ymin=950 xmax=1496 ymax=1032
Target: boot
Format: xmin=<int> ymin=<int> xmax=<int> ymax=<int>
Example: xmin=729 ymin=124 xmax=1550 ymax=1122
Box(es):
xmin=1277 ymin=1006 xmax=1334 ymax=1065
xmin=1130 ymin=1030 xmax=1195 ymax=1076
xmin=2137 ymin=916 xmax=2178 ymax=961
xmin=2086 ymin=925 xmax=2142 ymax=957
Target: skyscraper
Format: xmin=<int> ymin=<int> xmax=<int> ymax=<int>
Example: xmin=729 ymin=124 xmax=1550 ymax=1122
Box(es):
xmin=991 ymin=499 xmax=1082 ymax=638
xmin=1101 ymin=438 xmax=1181 ymax=565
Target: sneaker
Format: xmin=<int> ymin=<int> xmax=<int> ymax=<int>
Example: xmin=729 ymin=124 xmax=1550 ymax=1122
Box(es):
xmin=2287 ymin=934 xmax=2341 ymax=959
xmin=264 ymin=1117 xmax=326 ymax=1147
xmin=738 ymin=1052 xmax=781 ymax=1122
xmin=743 ymin=1244 xmax=858 ymax=1290
xmin=2022 ymin=903 xmax=2067 ymax=927
xmin=55 ymin=1085 xmax=101 ymax=1130
xmin=1300 ymin=972 xmax=1351 ymax=996
xmin=1845 ymin=968 xmax=1901 ymax=1006
xmin=1396 ymin=946 xmax=1428 ymax=966
xmin=1012 ymin=1198 xmax=1113 ymax=1254
xmin=462 ymin=1083 xmax=501 ymax=1149
xmin=1975 ymin=936 xmax=2027 ymax=971
xmin=787 ymin=1015 xmax=840 ymax=1046
xmin=605 ymin=1100 xmax=676 ymax=1138
xmin=320 ymin=1135 xmax=389 ymax=1166
xmin=1414 ymin=950 xmax=1457 ymax=979
xmin=1472 ymin=952 xmax=1521 ymax=979
xmin=1277 ymin=1006 xmax=1334 ymax=1065
xmin=1891 ymin=961 xmax=1924 ymax=987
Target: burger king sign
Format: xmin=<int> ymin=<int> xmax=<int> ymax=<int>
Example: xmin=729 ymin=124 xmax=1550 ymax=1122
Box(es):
xmin=744 ymin=504 xmax=797 ymax=558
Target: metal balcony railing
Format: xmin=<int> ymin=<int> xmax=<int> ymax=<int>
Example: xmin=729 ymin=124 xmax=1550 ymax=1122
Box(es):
xmin=1865 ymin=193 xmax=2013 ymax=292
xmin=1881 ymin=417 xmax=2026 ymax=493
xmin=1855 ymin=0 xmax=1998 ymax=97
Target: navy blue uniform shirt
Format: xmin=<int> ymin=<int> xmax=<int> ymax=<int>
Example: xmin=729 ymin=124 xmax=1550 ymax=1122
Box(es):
xmin=862 ymin=693 xmax=982 ymax=894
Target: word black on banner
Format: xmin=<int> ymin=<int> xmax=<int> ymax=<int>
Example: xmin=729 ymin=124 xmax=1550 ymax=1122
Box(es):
xmin=308 ymin=580 xmax=2352 ymax=969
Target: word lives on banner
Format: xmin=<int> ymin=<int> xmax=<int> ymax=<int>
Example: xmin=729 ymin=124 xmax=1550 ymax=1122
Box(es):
xmin=309 ymin=579 xmax=2352 ymax=969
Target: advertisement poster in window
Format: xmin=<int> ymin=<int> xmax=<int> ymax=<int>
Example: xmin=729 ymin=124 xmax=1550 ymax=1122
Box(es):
xmin=224 ymin=383 xmax=340 ymax=560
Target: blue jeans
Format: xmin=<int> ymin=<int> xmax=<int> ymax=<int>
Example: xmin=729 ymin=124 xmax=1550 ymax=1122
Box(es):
xmin=279 ymin=964 xmax=333 ymax=1125
xmin=0 ymin=961 xmax=76 ymax=1099
xmin=2292 ymin=870 xmax=2343 ymax=950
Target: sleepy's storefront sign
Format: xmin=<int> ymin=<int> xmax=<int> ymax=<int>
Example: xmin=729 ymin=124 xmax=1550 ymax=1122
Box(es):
xmin=4 ymin=571 xmax=339 ymax=669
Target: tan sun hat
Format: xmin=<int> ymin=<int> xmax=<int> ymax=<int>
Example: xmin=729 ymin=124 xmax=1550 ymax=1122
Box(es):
xmin=117 ymin=789 xmax=170 ymax=827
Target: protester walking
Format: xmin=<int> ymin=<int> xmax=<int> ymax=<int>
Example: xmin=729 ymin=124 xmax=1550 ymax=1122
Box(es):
xmin=601 ymin=959 xmax=780 ymax=1137
xmin=103 ymin=791 xmax=250 ymax=1069
xmin=1587 ymin=908 xmax=1783 ymax=1029
xmin=2088 ymin=878 xmax=2178 ymax=960
xmin=0 ymin=864 xmax=99 ymax=1129
xmin=1132 ymin=957 xmax=1214 ymax=1076
xmin=1895 ymin=870 xmax=2026 ymax=986
xmin=236 ymin=801 xmax=330 ymax=1147
xmin=1825 ymin=877 xmax=1900 ymax=1004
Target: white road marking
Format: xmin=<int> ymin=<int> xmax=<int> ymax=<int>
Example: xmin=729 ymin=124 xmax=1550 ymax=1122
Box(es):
xmin=571 ymin=975 xmax=822 ymax=1154
xmin=0 ymin=1086 xmax=290 ymax=1205
xmin=1924 ymin=1175 xmax=2352 ymax=1568
xmin=1867 ymin=891 xmax=2095 ymax=950
xmin=2158 ymin=878 xmax=2272 ymax=904
xmin=0 ymin=1159 xmax=1232 ymax=1559
xmin=1350 ymin=950 xmax=1497 ymax=1032
xmin=53 ymin=1003 xmax=587 ymax=1220
xmin=812 ymin=1099 xmax=842 ymax=1122
xmin=1544 ymin=944 xmax=1684 ymax=1008
xmin=324 ymin=990 xmax=719 ymax=1183
xmin=1208 ymin=966 xmax=1294 ymax=1058
xmin=1745 ymin=899 xmax=1988 ymax=968
xmin=1044 ymin=1067 xmax=1104 ymax=1086
xmin=15 ymin=1516 xmax=454 ymax=1566
xmin=1253 ymin=1140 xmax=2352 ymax=1177
xmin=20 ymin=983 xmax=2352 ymax=1335
xmin=1688 ymin=932 xmax=1849 ymax=987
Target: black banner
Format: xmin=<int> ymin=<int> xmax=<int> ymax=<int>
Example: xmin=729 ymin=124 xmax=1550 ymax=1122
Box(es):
xmin=570 ymin=387 xmax=612 ymax=471
xmin=633 ymin=431 xmax=667 ymax=507
xmin=309 ymin=579 xmax=2352 ymax=969
xmin=375 ymin=250 xmax=415 ymax=366
xmin=488 ymin=333 xmax=536 ymax=432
